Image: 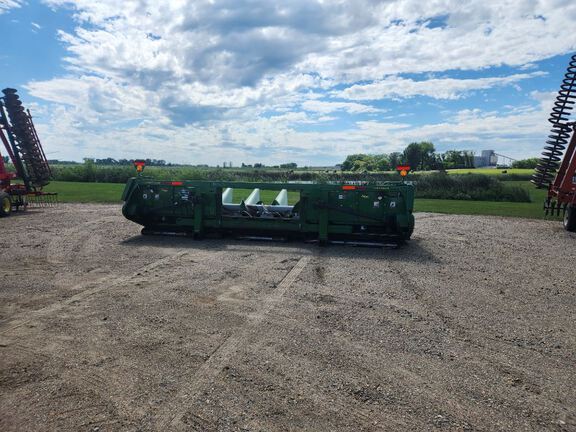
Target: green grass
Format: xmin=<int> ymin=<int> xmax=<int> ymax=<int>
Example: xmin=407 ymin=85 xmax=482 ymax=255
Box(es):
xmin=415 ymin=181 xmax=560 ymax=220
xmin=445 ymin=168 xmax=533 ymax=176
xmin=414 ymin=199 xmax=546 ymax=218
xmin=44 ymin=180 xmax=558 ymax=220
xmin=44 ymin=181 xmax=125 ymax=203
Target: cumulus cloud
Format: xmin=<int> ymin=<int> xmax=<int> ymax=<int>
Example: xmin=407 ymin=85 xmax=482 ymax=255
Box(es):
xmin=20 ymin=0 xmax=576 ymax=162
xmin=29 ymin=91 xmax=550 ymax=165
xmin=301 ymin=100 xmax=381 ymax=114
xmin=336 ymin=72 xmax=547 ymax=100
xmin=44 ymin=0 xmax=576 ymax=88
xmin=25 ymin=76 xmax=165 ymax=126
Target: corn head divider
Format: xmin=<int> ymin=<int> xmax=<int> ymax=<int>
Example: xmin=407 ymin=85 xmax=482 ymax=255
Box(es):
xmin=122 ymin=172 xmax=415 ymax=245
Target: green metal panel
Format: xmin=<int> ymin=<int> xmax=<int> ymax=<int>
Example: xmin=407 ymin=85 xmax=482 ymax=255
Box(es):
xmin=122 ymin=178 xmax=415 ymax=243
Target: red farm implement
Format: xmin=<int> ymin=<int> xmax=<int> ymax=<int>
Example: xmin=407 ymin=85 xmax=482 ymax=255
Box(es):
xmin=0 ymin=88 xmax=57 ymax=217
xmin=532 ymin=54 xmax=576 ymax=231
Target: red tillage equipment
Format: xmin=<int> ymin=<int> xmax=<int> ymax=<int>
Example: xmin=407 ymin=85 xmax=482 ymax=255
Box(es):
xmin=0 ymin=88 xmax=57 ymax=217
xmin=533 ymin=54 xmax=576 ymax=231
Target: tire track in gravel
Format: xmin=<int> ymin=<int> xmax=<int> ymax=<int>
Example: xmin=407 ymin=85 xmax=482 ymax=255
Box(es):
xmin=154 ymin=255 xmax=312 ymax=430
xmin=250 ymin=341 xmax=412 ymax=431
xmin=0 ymin=250 xmax=189 ymax=335
xmin=1 ymin=249 xmax=306 ymax=430
xmin=390 ymin=266 xmax=572 ymax=406
xmin=1 ymin=341 xmax=135 ymax=427
xmin=45 ymin=215 xmax=117 ymax=265
xmin=0 ymin=250 xmax=193 ymax=427
xmin=393 ymin=266 xmax=554 ymax=357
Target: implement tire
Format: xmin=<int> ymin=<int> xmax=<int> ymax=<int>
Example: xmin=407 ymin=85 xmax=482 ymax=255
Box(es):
xmin=0 ymin=192 xmax=12 ymax=217
xmin=564 ymin=205 xmax=576 ymax=232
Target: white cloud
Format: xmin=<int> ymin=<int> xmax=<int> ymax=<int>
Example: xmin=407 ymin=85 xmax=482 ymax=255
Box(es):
xmin=29 ymin=90 xmax=550 ymax=165
xmin=301 ymin=100 xmax=381 ymax=114
xmin=0 ymin=0 xmax=21 ymax=14
xmin=42 ymin=0 xmax=576 ymax=91
xmin=25 ymin=76 xmax=165 ymax=126
xmin=336 ymin=72 xmax=547 ymax=100
xmin=20 ymin=0 xmax=575 ymax=163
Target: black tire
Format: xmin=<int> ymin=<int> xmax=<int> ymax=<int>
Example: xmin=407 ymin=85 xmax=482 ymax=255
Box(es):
xmin=564 ymin=205 xmax=576 ymax=232
xmin=0 ymin=192 xmax=12 ymax=217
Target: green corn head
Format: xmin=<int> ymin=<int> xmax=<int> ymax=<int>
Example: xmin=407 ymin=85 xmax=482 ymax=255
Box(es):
xmin=122 ymin=178 xmax=415 ymax=244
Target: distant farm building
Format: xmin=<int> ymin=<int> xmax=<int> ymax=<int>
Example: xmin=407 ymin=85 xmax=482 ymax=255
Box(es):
xmin=473 ymin=150 xmax=517 ymax=168
xmin=474 ymin=150 xmax=498 ymax=168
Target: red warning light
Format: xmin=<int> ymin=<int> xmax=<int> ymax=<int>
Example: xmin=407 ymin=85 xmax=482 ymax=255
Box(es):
xmin=342 ymin=185 xmax=357 ymax=190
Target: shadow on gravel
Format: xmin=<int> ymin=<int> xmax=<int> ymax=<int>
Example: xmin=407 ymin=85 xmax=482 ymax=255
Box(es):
xmin=120 ymin=235 xmax=441 ymax=263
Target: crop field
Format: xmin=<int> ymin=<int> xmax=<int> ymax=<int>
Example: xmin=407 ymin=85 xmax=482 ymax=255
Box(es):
xmin=1 ymin=205 xmax=575 ymax=431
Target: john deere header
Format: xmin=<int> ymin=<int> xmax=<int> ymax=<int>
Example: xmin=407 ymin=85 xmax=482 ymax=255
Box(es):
xmin=122 ymin=161 xmax=415 ymax=244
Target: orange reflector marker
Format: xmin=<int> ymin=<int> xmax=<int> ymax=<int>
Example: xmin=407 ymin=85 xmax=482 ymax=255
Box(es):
xmin=133 ymin=160 xmax=146 ymax=173
xmin=396 ymin=165 xmax=411 ymax=177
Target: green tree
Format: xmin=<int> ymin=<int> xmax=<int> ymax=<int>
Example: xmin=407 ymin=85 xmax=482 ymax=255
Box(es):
xmin=351 ymin=159 xmax=369 ymax=171
xmin=512 ymin=158 xmax=539 ymax=169
xmin=388 ymin=152 xmax=402 ymax=169
xmin=403 ymin=143 xmax=423 ymax=171
xmin=82 ymin=158 xmax=96 ymax=182
xmin=463 ymin=151 xmax=475 ymax=168
xmin=339 ymin=142 xmax=440 ymax=172
xmin=419 ymin=142 xmax=436 ymax=170
xmin=373 ymin=154 xmax=391 ymax=171
xmin=441 ymin=150 xmax=460 ymax=169
xmin=341 ymin=154 xmax=369 ymax=171
xmin=442 ymin=150 xmax=474 ymax=169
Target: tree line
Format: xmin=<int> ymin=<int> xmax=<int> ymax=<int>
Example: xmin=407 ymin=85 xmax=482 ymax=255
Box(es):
xmin=511 ymin=158 xmax=539 ymax=169
xmin=341 ymin=142 xmax=475 ymax=171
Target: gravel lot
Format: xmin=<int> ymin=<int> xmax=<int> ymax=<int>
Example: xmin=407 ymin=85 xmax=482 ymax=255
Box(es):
xmin=1 ymin=204 xmax=575 ymax=431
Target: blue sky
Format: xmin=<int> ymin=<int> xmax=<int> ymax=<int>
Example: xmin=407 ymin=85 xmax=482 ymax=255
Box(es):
xmin=1 ymin=0 xmax=575 ymax=166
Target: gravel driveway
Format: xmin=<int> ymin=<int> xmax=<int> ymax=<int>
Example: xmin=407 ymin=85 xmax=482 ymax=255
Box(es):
xmin=1 ymin=205 xmax=575 ymax=431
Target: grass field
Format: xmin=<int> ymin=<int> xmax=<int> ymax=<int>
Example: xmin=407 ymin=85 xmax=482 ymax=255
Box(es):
xmin=44 ymin=181 xmax=126 ymax=203
xmin=415 ymin=199 xmax=547 ymax=218
xmin=415 ymin=181 xmax=557 ymax=219
xmin=43 ymin=180 xmax=558 ymax=220
xmin=445 ymin=168 xmax=533 ymax=176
